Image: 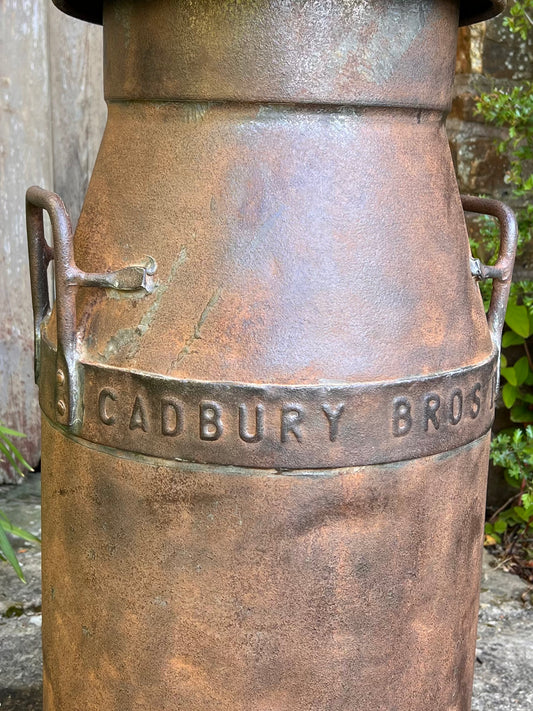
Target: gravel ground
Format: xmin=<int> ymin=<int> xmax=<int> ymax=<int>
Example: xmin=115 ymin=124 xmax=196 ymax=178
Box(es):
xmin=0 ymin=473 xmax=531 ymax=710
xmin=0 ymin=474 xmax=42 ymax=710
xmin=473 ymin=554 xmax=533 ymax=710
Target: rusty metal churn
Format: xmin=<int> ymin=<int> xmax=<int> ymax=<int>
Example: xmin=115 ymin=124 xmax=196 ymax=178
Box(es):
xmin=26 ymin=1 xmax=516 ymax=709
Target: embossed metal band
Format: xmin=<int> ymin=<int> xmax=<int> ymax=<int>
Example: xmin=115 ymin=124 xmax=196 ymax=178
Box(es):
xmin=39 ymin=339 xmax=497 ymax=469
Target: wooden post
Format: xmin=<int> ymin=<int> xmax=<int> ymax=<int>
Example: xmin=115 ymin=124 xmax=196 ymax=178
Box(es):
xmin=0 ymin=0 xmax=105 ymax=482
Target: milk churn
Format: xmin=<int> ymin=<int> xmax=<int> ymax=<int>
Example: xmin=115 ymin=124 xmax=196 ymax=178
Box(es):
xmin=27 ymin=1 xmax=515 ymax=709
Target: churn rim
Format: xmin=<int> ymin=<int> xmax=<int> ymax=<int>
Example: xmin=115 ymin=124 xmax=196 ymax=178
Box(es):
xmin=52 ymin=0 xmax=506 ymax=27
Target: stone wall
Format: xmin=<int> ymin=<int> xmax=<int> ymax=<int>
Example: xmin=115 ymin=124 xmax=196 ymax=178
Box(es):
xmin=448 ymin=4 xmax=533 ymax=278
xmin=448 ymin=4 xmax=533 ymax=507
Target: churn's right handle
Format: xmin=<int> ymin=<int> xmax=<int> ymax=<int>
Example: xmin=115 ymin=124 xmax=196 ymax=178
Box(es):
xmin=462 ymin=195 xmax=518 ymax=346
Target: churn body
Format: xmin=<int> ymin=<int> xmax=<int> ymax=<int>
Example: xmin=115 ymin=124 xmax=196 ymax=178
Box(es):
xmin=27 ymin=1 xmax=515 ymax=709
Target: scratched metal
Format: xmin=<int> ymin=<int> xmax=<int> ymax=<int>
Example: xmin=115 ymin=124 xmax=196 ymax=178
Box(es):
xmin=34 ymin=1 xmax=514 ymax=710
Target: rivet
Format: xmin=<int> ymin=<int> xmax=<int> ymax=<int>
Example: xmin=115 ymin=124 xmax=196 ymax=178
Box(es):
xmin=56 ymin=369 xmax=65 ymax=385
xmin=57 ymin=400 xmax=66 ymax=416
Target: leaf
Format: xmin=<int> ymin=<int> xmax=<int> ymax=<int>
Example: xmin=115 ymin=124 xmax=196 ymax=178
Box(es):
xmin=514 ymin=356 xmax=530 ymax=385
xmin=505 ymin=303 xmax=530 ymax=337
xmin=502 ymin=331 xmax=526 ymax=347
xmin=503 ymin=468 xmax=523 ymax=488
xmin=0 ymin=519 xmax=40 ymax=545
xmin=0 ymin=437 xmax=33 ymax=475
xmin=0 ymin=441 xmax=30 ymax=478
xmin=520 ymin=392 xmax=533 ymax=404
xmin=522 ymin=492 xmax=533 ymax=510
xmin=502 ymin=383 xmax=518 ymax=408
xmin=501 ymin=367 xmax=518 ymax=386
xmin=493 ymin=518 xmax=508 ymax=533
xmin=0 ymin=426 xmax=25 ymax=438
xmin=0 ymin=523 xmax=25 ymax=583
xmin=484 ymin=533 xmax=500 ymax=546
xmin=511 ymin=402 xmax=533 ymax=423
xmin=0 ymin=440 xmax=22 ymax=475
xmin=512 ymin=506 xmax=531 ymax=523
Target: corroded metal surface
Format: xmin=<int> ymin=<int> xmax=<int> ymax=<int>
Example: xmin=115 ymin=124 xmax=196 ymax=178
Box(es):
xmin=26 ymin=186 xmax=156 ymax=429
xmin=32 ymin=1 xmax=517 ymax=709
xmin=71 ymin=102 xmax=494 ymax=384
xmin=38 ymin=336 xmax=498 ymax=467
xmin=41 ymin=419 xmax=491 ymax=711
xmin=462 ymin=195 xmax=517 ymax=343
xmin=52 ymin=0 xmax=507 ymax=27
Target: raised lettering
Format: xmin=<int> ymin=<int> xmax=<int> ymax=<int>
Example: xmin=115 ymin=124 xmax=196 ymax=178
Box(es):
xmin=322 ymin=404 xmax=345 ymax=442
xmin=200 ymin=401 xmax=223 ymax=441
xmin=98 ymin=388 xmax=117 ymax=426
xmin=424 ymin=394 xmax=440 ymax=431
xmin=161 ymin=397 xmax=184 ymax=437
xmin=470 ymin=382 xmax=481 ymax=419
xmin=392 ymin=397 xmax=412 ymax=437
xmin=129 ymin=395 xmax=149 ymax=432
xmin=281 ymin=404 xmax=303 ymax=443
xmin=239 ymin=404 xmax=264 ymax=443
xmin=449 ymin=389 xmax=463 ymax=426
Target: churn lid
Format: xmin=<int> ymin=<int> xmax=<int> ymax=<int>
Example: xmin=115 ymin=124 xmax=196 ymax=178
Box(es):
xmin=53 ymin=0 xmax=506 ymax=27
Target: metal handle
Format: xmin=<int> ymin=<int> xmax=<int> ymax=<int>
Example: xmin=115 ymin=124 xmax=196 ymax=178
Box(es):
xmin=462 ymin=195 xmax=518 ymax=346
xmin=26 ymin=186 xmax=156 ymax=429
xmin=26 ymin=189 xmax=56 ymax=384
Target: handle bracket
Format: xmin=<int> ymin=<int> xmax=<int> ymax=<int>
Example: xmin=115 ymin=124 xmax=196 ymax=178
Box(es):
xmin=26 ymin=186 xmax=157 ymax=430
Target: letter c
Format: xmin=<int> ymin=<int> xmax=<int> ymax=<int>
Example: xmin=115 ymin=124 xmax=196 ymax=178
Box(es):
xmin=99 ymin=388 xmax=117 ymax=426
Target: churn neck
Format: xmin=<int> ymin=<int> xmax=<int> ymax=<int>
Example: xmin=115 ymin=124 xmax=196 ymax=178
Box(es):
xmin=52 ymin=0 xmax=506 ymax=109
xmin=53 ymin=0 xmax=506 ymax=27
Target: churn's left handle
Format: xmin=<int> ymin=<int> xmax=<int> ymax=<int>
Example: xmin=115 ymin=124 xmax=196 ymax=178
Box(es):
xmin=26 ymin=188 xmax=57 ymax=384
xmin=462 ymin=195 xmax=518 ymax=346
xmin=26 ymin=186 xmax=81 ymax=429
xmin=26 ymin=186 xmax=156 ymax=430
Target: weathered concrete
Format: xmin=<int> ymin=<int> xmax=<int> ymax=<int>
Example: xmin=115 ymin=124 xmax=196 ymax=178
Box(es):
xmin=0 ymin=474 xmax=42 ymax=709
xmin=473 ymin=551 xmax=533 ymax=711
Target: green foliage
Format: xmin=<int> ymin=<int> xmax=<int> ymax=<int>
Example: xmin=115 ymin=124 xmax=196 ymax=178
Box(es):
xmin=485 ymin=427 xmax=533 ymax=545
xmin=474 ymin=2 xmax=533 ymax=563
xmin=475 ymin=82 xmax=533 ymax=262
xmin=496 ymin=289 xmax=533 ymax=426
xmin=487 ymin=293 xmax=533 ymax=561
xmin=504 ymin=0 xmax=533 ymax=40
xmin=0 ymin=423 xmax=39 ymax=583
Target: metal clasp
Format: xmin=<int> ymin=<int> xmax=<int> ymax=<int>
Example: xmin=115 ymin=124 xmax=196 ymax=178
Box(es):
xmin=26 ymin=186 xmax=157 ymax=430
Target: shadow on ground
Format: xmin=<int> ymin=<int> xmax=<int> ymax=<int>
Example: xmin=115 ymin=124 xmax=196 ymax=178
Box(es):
xmin=0 ymin=687 xmax=42 ymax=710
